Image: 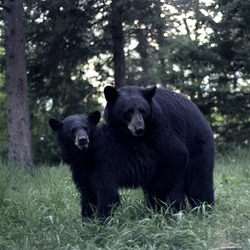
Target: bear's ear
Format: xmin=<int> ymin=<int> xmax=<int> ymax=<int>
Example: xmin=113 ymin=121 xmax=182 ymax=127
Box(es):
xmin=104 ymin=86 xmax=118 ymax=103
xmin=141 ymin=85 xmax=156 ymax=101
xmin=49 ymin=118 xmax=62 ymax=132
xmin=88 ymin=110 xmax=101 ymax=125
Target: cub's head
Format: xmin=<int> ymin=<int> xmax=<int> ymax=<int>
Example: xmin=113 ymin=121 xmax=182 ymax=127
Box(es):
xmin=104 ymin=85 xmax=156 ymax=137
xmin=49 ymin=110 xmax=101 ymax=150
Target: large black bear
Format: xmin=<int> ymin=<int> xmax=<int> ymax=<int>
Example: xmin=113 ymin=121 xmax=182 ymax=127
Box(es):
xmin=49 ymin=111 xmax=157 ymax=219
xmin=104 ymin=85 xmax=215 ymax=211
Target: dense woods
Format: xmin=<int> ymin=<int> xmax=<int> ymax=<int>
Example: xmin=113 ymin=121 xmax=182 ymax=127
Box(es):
xmin=0 ymin=0 xmax=250 ymax=165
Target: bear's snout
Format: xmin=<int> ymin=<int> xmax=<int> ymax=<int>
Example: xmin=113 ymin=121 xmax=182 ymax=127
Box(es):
xmin=134 ymin=127 xmax=144 ymax=136
xmin=75 ymin=135 xmax=89 ymax=150
xmin=128 ymin=113 xmax=145 ymax=137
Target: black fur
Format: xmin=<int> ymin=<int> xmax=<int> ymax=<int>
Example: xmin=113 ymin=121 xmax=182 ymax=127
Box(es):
xmin=104 ymin=85 xmax=215 ymax=211
xmin=49 ymin=111 xmax=157 ymax=219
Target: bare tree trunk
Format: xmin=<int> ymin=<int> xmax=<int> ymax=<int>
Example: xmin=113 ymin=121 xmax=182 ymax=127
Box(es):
xmin=3 ymin=0 xmax=33 ymax=169
xmin=110 ymin=0 xmax=126 ymax=88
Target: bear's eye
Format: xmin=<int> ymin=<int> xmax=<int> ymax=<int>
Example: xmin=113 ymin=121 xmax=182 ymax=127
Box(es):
xmin=139 ymin=108 xmax=146 ymax=117
xmin=123 ymin=109 xmax=134 ymax=120
xmin=126 ymin=109 xmax=134 ymax=115
xmin=70 ymin=128 xmax=77 ymax=135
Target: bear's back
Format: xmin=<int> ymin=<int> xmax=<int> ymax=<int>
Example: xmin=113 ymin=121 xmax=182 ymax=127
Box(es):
xmin=154 ymin=88 xmax=205 ymax=121
xmin=154 ymin=88 xmax=213 ymax=138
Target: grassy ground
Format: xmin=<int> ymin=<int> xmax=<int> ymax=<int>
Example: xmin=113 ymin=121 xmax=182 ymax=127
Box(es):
xmin=0 ymin=150 xmax=249 ymax=250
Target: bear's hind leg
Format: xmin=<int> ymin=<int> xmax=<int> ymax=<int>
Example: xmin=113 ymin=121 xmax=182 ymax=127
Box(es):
xmin=144 ymin=182 xmax=186 ymax=213
xmin=168 ymin=181 xmax=186 ymax=211
xmin=185 ymin=155 xmax=214 ymax=208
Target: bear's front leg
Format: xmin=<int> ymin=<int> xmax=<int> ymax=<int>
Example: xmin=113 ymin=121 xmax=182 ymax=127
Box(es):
xmin=96 ymin=189 xmax=120 ymax=220
xmin=76 ymin=182 xmax=97 ymax=219
xmin=80 ymin=192 xmax=97 ymax=219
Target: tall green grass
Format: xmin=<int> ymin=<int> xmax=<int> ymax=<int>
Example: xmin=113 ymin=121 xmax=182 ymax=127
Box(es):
xmin=0 ymin=150 xmax=249 ymax=250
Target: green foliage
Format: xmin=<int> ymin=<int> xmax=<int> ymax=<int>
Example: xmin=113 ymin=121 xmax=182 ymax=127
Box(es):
xmin=1 ymin=0 xmax=250 ymax=163
xmin=0 ymin=151 xmax=250 ymax=249
xmin=204 ymin=0 xmax=250 ymax=147
xmin=24 ymin=0 xmax=104 ymax=163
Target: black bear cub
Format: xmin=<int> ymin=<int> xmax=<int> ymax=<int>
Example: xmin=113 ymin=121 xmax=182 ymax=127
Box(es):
xmin=104 ymin=85 xmax=215 ymax=211
xmin=49 ymin=111 xmax=101 ymax=218
xmin=49 ymin=111 xmax=157 ymax=220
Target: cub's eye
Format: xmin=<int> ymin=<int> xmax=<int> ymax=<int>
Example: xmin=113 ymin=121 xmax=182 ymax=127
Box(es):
xmin=70 ymin=128 xmax=77 ymax=134
xmin=126 ymin=109 xmax=134 ymax=115
xmin=123 ymin=109 xmax=134 ymax=120
xmin=139 ymin=108 xmax=146 ymax=116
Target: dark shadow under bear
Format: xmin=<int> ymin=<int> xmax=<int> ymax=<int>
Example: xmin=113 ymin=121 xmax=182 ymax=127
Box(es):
xmin=104 ymin=85 xmax=215 ymax=211
xmin=49 ymin=111 xmax=157 ymax=220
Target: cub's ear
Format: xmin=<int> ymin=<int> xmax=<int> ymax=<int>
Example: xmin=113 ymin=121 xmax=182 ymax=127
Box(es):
xmin=88 ymin=110 xmax=101 ymax=125
xmin=104 ymin=86 xmax=118 ymax=103
xmin=142 ymin=85 xmax=156 ymax=101
xmin=49 ymin=118 xmax=62 ymax=132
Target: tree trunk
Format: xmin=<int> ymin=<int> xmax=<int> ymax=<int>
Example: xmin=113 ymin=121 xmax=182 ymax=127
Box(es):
xmin=135 ymin=29 xmax=154 ymax=85
xmin=110 ymin=0 xmax=126 ymax=88
xmin=3 ymin=0 xmax=33 ymax=169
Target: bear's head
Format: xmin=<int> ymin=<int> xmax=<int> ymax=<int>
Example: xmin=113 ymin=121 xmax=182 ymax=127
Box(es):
xmin=49 ymin=110 xmax=101 ymax=150
xmin=104 ymin=86 xmax=156 ymax=137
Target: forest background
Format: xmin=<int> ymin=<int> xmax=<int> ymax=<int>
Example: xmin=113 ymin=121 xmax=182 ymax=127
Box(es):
xmin=0 ymin=0 xmax=250 ymax=166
